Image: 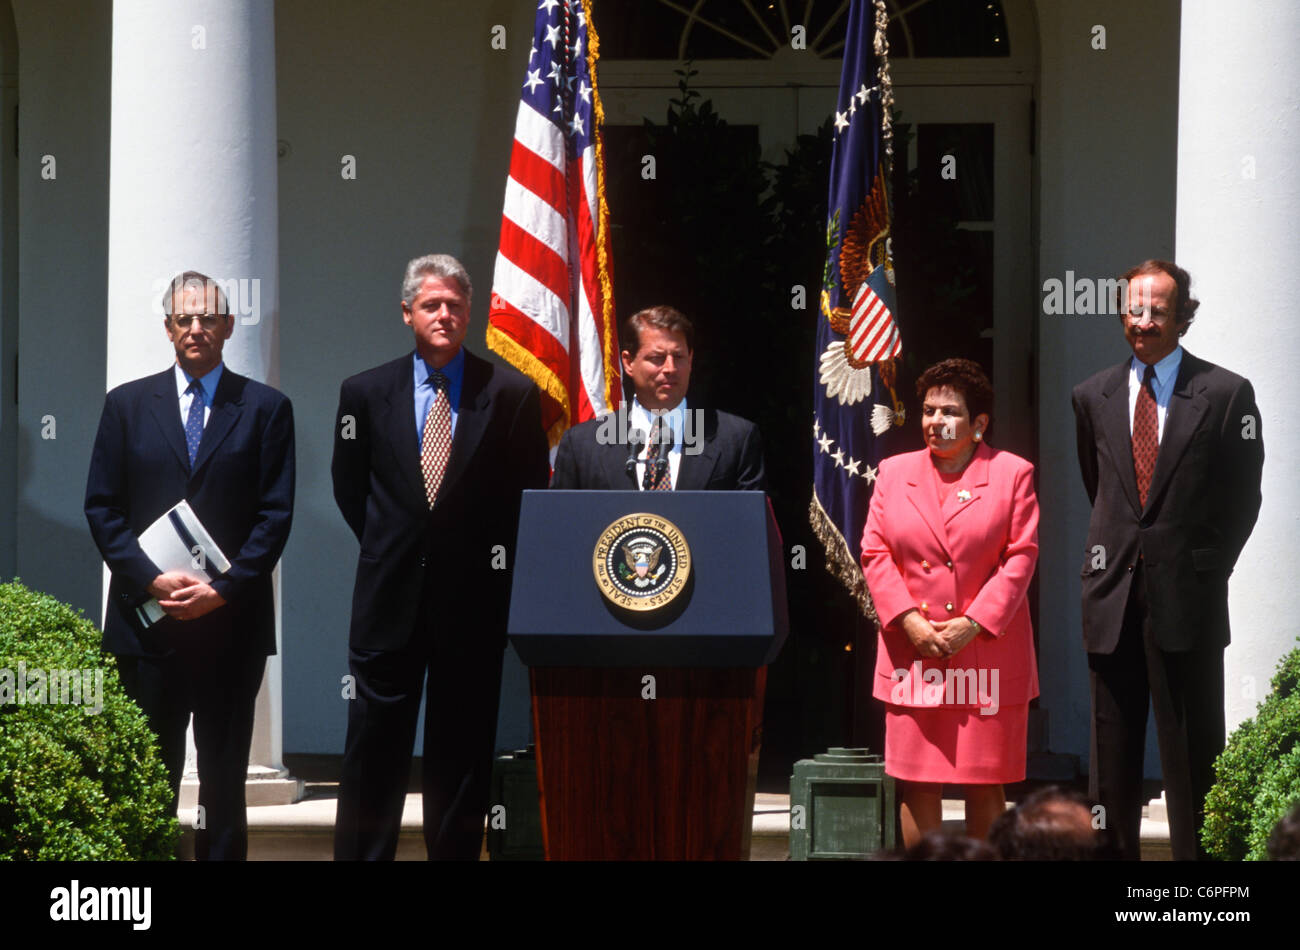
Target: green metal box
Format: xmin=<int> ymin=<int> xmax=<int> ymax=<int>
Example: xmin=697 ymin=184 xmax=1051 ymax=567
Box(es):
xmin=487 ymin=747 xmax=545 ymax=861
xmin=789 ymin=747 xmax=896 ymax=860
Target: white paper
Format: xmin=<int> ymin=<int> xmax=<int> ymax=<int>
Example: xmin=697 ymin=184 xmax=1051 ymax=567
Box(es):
xmin=133 ymin=500 xmax=232 ymax=628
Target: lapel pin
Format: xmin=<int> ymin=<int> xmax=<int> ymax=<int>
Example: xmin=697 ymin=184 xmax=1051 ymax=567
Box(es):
xmin=957 ymin=489 xmax=972 ymax=502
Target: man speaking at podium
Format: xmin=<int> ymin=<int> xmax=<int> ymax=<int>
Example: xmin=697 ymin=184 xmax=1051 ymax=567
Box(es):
xmin=550 ymin=305 xmax=765 ymax=492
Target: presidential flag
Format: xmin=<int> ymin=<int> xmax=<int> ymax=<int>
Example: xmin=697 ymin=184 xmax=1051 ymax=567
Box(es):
xmin=810 ymin=0 xmax=904 ymax=620
xmin=487 ymin=0 xmax=621 ymax=451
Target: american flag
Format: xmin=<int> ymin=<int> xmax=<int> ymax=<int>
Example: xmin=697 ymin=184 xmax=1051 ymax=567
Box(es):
xmin=849 ymin=280 xmax=901 ymax=364
xmin=487 ymin=0 xmax=620 ymax=451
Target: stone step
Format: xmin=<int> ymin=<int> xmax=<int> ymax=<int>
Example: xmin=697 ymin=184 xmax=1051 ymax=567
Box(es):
xmin=177 ymin=788 xmax=1171 ymax=860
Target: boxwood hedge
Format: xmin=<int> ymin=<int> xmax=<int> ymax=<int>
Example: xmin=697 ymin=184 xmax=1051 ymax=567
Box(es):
xmin=1202 ymin=639 xmax=1300 ymax=860
xmin=0 ymin=580 xmax=178 ymax=859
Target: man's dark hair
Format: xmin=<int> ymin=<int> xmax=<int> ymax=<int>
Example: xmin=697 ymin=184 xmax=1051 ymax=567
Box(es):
xmin=1118 ymin=259 xmax=1200 ymax=333
xmin=622 ymin=305 xmax=695 ymax=355
xmin=904 ymin=831 xmax=996 ymax=861
xmin=989 ymin=786 xmax=1117 ymax=860
xmin=161 ymin=270 xmax=230 ymax=318
xmin=1267 ymin=801 xmax=1300 ymax=860
xmin=915 ymin=358 xmax=994 ymax=426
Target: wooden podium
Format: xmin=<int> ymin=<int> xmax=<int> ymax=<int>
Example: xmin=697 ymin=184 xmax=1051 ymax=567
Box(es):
xmin=509 ymin=490 xmax=788 ymax=860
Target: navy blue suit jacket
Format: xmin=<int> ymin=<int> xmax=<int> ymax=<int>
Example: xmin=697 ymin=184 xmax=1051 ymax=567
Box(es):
xmin=549 ymin=407 xmax=766 ymax=492
xmin=331 ymin=349 xmax=550 ymax=654
xmin=85 ymin=366 xmax=296 ymax=658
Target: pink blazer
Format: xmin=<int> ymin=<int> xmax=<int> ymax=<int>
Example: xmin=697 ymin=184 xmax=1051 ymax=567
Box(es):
xmin=860 ymin=442 xmax=1040 ymax=709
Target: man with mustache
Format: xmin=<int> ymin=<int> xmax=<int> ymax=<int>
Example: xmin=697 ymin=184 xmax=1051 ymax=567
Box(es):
xmin=1072 ymin=260 xmax=1264 ymax=859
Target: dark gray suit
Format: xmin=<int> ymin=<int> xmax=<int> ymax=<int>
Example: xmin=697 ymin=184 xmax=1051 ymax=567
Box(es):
xmin=550 ymin=407 xmax=766 ymax=491
xmin=1072 ymin=348 xmax=1263 ymax=859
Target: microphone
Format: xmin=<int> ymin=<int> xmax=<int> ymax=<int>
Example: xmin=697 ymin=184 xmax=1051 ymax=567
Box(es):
xmin=653 ymin=424 xmax=674 ymax=479
xmin=625 ymin=429 xmax=646 ymax=475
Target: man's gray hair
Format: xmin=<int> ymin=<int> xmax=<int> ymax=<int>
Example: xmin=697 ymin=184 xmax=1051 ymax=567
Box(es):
xmin=161 ymin=270 xmax=230 ymax=317
xmin=402 ymin=254 xmax=472 ymax=306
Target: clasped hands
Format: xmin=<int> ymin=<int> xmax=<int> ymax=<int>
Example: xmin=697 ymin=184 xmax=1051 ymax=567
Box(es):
xmin=899 ymin=608 xmax=980 ymax=659
xmin=148 ymin=571 xmax=227 ymax=621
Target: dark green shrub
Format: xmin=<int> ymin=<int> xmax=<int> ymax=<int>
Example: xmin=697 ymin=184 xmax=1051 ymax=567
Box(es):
xmin=1202 ymin=640 xmax=1300 ymax=860
xmin=0 ymin=580 xmax=178 ymax=859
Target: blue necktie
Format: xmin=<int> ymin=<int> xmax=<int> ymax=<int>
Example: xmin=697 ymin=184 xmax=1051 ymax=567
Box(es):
xmin=185 ymin=379 xmax=206 ymax=468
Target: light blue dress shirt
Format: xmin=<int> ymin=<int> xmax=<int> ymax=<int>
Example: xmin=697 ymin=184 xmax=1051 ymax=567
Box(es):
xmin=1127 ymin=345 xmax=1182 ymax=441
xmin=414 ymin=348 xmax=465 ymax=448
xmin=175 ymin=361 xmax=224 ymax=428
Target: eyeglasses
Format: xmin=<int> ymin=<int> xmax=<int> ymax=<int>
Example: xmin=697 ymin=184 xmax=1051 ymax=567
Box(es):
xmin=1124 ymin=305 xmax=1173 ymax=321
xmin=169 ymin=313 xmax=227 ymax=330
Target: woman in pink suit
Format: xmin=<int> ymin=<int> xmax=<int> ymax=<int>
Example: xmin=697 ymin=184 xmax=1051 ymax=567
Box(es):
xmin=861 ymin=359 xmax=1039 ymax=847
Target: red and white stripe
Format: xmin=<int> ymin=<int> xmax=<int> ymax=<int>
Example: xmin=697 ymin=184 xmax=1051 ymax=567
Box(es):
xmin=849 ymin=280 xmax=901 ymax=363
xmin=488 ymin=99 xmax=619 ymax=447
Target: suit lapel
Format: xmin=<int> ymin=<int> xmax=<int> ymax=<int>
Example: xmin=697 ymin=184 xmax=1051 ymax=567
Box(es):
xmin=1144 ymin=350 xmax=1208 ymax=513
xmin=941 ymin=441 xmax=991 ymax=527
xmin=674 ymin=408 xmax=718 ymax=491
xmin=148 ymin=368 xmax=191 ymax=471
xmin=190 ymin=368 xmax=244 ymax=476
xmin=1098 ymin=361 xmax=1142 ymax=517
xmin=599 ymin=432 xmax=639 ymax=489
xmin=383 ymin=354 xmax=426 ymax=508
xmin=902 ymin=451 xmax=952 ymax=558
xmin=438 ymin=350 xmax=491 ymax=501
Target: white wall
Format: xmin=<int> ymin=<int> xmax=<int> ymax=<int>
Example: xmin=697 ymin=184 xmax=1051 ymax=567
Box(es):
xmin=1176 ymin=0 xmax=1300 ymax=735
xmin=12 ymin=0 xmax=112 ymax=615
xmin=1034 ymin=0 xmax=1181 ymax=776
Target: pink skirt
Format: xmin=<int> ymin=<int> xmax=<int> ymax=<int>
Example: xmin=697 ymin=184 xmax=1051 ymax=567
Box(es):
xmin=884 ymin=702 xmax=1028 ymax=784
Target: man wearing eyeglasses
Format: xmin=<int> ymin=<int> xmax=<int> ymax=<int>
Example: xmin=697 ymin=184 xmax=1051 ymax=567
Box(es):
xmin=85 ymin=271 xmax=295 ymax=860
xmin=1072 ymin=260 xmax=1263 ymax=860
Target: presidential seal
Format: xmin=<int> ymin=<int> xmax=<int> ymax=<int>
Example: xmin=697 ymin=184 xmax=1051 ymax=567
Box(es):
xmin=592 ymin=513 xmax=691 ymax=612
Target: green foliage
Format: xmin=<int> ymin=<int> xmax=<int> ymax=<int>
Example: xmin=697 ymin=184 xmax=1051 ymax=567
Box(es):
xmin=0 ymin=580 xmax=178 ymax=860
xmin=1202 ymin=639 xmax=1300 ymax=860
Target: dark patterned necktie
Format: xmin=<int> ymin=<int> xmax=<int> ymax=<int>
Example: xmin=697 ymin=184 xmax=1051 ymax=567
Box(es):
xmin=1132 ymin=364 xmax=1158 ymax=507
xmin=420 ymin=372 xmax=452 ymax=507
xmin=645 ymin=417 xmax=672 ymax=491
xmin=184 ymin=379 xmax=206 ymax=468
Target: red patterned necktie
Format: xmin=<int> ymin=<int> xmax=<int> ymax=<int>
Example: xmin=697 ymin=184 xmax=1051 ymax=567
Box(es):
xmin=420 ymin=371 xmax=452 ymax=507
xmin=645 ymin=417 xmax=672 ymax=491
xmin=1132 ymin=364 xmax=1158 ymax=507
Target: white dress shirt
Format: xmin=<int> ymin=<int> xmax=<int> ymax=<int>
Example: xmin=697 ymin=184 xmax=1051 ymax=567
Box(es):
xmin=628 ymin=397 xmax=687 ymax=490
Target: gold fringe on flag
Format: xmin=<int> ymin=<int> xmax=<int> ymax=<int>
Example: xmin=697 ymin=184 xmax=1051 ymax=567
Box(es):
xmin=486 ymin=323 xmax=571 ymax=448
xmin=582 ymin=0 xmax=622 ymax=416
xmin=810 ymin=491 xmax=878 ymax=625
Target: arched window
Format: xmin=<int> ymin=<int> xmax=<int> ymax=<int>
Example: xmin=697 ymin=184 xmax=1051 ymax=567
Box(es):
xmin=596 ymin=0 xmax=1010 ymax=61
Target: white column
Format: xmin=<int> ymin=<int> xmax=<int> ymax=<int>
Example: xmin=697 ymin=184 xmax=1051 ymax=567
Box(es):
xmin=1176 ymin=1 xmax=1300 ymax=733
xmin=107 ymin=0 xmax=299 ymax=809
